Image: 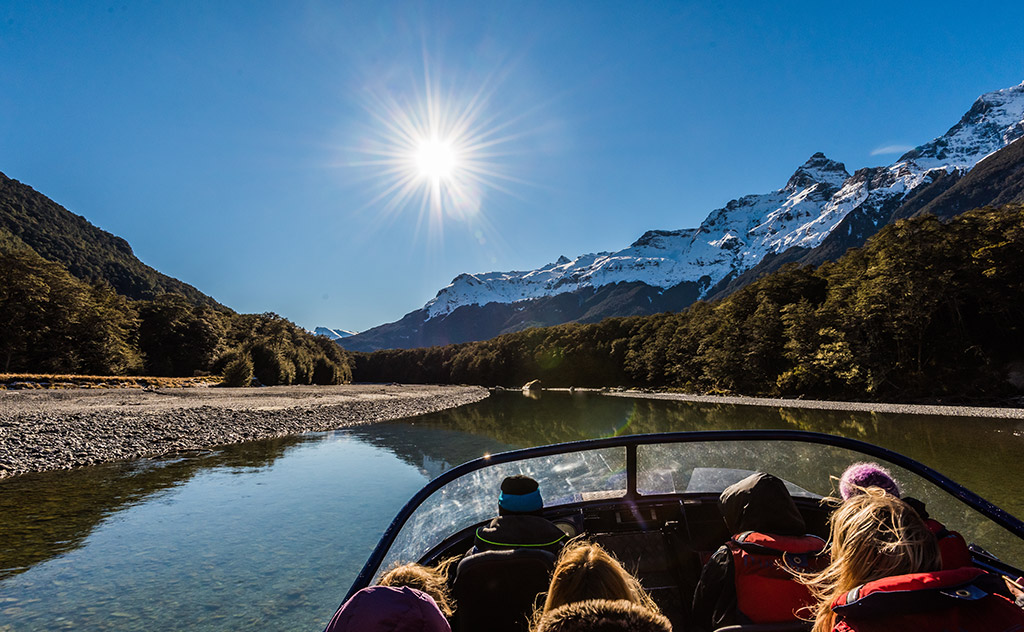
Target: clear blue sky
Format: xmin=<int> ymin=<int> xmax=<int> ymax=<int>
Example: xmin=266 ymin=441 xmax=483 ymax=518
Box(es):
xmin=2 ymin=1 xmax=1022 ymax=332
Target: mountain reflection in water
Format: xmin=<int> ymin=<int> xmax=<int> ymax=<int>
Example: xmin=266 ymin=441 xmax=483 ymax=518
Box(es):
xmin=0 ymin=436 xmax=306 ymax=581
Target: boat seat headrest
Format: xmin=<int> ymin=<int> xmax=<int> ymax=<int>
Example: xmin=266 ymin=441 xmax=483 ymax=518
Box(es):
xmin=453 ymin=548 xmax=556 ymax=632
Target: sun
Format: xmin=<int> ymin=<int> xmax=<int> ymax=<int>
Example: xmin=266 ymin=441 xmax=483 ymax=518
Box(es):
xmin=415 ymin=136 xmax=458 ymax=182
xmin=348 ymin=57 xmax=529 ymax=240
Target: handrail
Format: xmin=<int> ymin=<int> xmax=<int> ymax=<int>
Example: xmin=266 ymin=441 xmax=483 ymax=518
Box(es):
xmin=343 ymin=429 xmax=1024 ymax=601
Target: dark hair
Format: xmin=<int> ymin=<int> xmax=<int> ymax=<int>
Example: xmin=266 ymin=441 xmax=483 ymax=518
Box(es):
xmin=533 ymin=599 xmax=672 ymax=632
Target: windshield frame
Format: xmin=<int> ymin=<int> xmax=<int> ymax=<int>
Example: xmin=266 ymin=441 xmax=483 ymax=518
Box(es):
xmin=345 ymin=429 xmax=1024 ymax=599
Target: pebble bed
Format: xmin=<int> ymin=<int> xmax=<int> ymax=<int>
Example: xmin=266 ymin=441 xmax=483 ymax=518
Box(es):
xmin=0 ymin=384 xmax=489 ymax=478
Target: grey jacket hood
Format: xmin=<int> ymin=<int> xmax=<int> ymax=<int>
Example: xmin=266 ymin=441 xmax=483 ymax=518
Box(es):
xmin=718 ymin=472 xmax=806 ymax=536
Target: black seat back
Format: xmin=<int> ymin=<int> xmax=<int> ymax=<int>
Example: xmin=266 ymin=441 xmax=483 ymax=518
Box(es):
xmin=453 ymin=548 xmax=556 ymax=632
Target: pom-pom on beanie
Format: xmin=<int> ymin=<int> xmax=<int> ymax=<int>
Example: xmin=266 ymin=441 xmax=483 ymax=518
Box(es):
xmin=499 ymin=475 xmax=543 ymax=515
xmin=839 ymin=462 xmax=901 ymax=500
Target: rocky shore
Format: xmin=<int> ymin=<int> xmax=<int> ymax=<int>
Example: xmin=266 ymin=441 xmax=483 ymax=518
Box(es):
xmin=0 ymin=384 xmax=489 ymax=478
xmin=608 ymin=390 xmax=1024 ymax=418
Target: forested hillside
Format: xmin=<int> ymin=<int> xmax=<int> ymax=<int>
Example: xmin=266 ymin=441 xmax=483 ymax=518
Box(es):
xmin=0 ymin=172 xmax=220 ymax=306
xmin=0 ymin=179 xmax=352 ymax=384
xmin=354 ymin=206 xmax=1024 ymax=401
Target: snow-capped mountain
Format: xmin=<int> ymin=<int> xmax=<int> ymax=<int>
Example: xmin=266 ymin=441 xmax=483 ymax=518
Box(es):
xmin=338 ymin=80 xmax=1024 ymax=352
xmin=426 ymin=153 xmax=851 ymax=319
xmin=313 ymin=327 xmax=357 ymax=340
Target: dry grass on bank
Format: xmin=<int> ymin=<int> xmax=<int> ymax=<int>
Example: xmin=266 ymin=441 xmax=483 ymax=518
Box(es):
xmin=0 ymin=373 xmax=222 ymax=390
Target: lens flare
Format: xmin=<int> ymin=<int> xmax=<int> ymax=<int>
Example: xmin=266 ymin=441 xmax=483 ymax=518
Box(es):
xmin=347 ymin=56 xmax=530 ymax=243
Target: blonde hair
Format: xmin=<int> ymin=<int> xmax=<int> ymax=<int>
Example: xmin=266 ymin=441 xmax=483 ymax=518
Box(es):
xmin=377 ymin=558 xmax=457 ymax=617
xmin=537 ymin=540 xmax=660 ymax=622
xmin=533 ymin=599 xmax=672 ymax=632
xmin=801 ymin=488 xmax=940 ymax=632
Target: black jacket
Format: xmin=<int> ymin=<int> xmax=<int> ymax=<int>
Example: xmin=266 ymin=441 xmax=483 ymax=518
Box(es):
xmin=691 ymin=472 xmax=807 ymax=632
xmin=473 ymin=515 xmax=567 ymax=553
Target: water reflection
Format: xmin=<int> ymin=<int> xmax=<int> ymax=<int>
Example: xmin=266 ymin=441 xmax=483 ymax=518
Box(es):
xmin=392 ymin=390 xmax=640 ymax=446
xmin=345 ymin=424 xmax=512 ymax=481
xmin=0 ymin=436 xmax=308 ymax=581
xmin=0 ymin=432 xmax=430 ymax=632
xmin=406 ymin=393 xmax=1024 ymax=518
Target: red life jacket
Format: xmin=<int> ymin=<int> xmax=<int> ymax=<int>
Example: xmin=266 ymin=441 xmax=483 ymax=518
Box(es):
xmin=727 ymin=531 xmax=827 ymax=623
xmin=831 ymin=567 xmax=1024 ymax=632
xmin=923 ymin=518 xmax=972 ymax=569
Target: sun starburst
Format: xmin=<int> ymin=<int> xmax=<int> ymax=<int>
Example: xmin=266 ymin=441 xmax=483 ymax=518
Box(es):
xmin=348 ymin=58 xmax=527 ymax=242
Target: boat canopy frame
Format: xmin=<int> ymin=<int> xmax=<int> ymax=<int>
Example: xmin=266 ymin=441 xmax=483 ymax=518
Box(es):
xmin=346 ymin=429 xmax=1024 ymax=600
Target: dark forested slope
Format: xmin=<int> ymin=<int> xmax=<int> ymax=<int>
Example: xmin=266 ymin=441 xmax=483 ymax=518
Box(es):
xmin=0 ymin=174 xmax=351 ymax=382
xmin=0 ymin=172 xmax=219 ymax=306
xmin=912 ymin=137 xmax=1024 ymax=219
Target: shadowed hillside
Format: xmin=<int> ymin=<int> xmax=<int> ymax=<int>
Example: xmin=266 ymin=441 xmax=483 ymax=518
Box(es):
xmin=0 ymin=172 xmax=220 ymax=307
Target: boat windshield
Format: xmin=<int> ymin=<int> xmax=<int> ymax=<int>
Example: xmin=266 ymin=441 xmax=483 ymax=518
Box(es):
xmin=368 ymin=434 xmax=1024 ymax=585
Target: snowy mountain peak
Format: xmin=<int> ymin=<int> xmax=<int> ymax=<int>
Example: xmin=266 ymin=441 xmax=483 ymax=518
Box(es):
xmin=785 ymin=152 xmax=850 ymax=191
xmin=336 ymin=79 xmax=1024 ymax=339
xmin=630 ymin=228 xmax=693 ymax=249
xmin=314 ymin=327 xmax=357 ymax=340
xmin=899 ymin=81 xmax=1024 ymax=171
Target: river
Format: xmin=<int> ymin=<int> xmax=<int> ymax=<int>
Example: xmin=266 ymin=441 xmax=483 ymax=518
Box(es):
xmin=1 ymin=391 xmax=1022 ymax=631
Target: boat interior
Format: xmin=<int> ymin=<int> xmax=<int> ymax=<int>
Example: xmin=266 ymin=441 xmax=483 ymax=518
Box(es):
xmin=347 ymin=431 xmax=1024 ymax=632
xmin=421 ymin=491 xmax=832 ymax=632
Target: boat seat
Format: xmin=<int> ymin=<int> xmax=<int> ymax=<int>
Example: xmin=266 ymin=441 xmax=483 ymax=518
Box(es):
xmin=453 ymin=547 xmax=556 ymax=632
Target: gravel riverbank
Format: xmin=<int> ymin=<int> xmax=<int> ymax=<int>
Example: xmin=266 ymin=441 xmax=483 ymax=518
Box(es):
xmin=607 ymin=390 xmax=1024 ymax=418
xmin=0 ymin=384 xmax=489 ymax=478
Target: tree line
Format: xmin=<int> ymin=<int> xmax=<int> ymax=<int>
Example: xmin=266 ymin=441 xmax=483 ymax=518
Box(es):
xmin=0 ymin=232 xmax=351 ymax=385
xmin=354 ymin=206 xmax=1024 ymax=401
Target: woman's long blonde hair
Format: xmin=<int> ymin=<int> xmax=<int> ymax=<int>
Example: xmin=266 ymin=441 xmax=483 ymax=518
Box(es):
xmin=801 ymin=487 xmax=940 ymax=632
xmin=377 ymin=557 xmax=458 ymax=617
xmin=537 ymin=539 xmax=659 ymax=622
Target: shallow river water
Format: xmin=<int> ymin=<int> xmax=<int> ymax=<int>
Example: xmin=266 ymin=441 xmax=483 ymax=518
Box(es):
xmin=1 ymin=391 xmax=1022 ymax=631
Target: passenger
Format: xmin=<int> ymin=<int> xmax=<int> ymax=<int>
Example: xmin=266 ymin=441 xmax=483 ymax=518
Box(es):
xmin=473 ymin=475 xmax=567 ymax=553
xmin=803 ymin=488 xmax=1024 ymax=632
xmin=837 ymin=462 xmax=901 ymax=500
xmin=537 ymin=540 xmax=661 ymax=620
xmin=838 ymin=462 xmax=971 ymax=569
xmin=691 ymin=471 xmax=826 ymax=632
xmin=378 ymin=559 xmax=456 ymax=618
xmin=322 ymin=585 xmax=451 ymax=632
xmin=533 ymin=599 xmax=672 ymax=632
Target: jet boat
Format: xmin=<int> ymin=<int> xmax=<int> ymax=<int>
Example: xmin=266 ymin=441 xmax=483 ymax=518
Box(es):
xmin=342 ymin=430 xmax=1024 ymax=631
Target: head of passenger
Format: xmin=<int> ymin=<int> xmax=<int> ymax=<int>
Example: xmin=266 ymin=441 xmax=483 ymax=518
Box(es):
xmin=838 ymin=462 xmax=901 ymax=500
xmin=377 ymin=560 xmax=455 ymax=618
xmin=803 ymin=488 xmax=940 ymax=632
xmin=533 ymin=599 xmax=672 ymax=632
xmin=499 ymin=474 xmax=545 ymax=517
xmin=541 ymin=540 xmax=659 ymax=616
xmin=719 ymin=471 xmax=806 ymax=535
xmin=323 ymin=585 xmax=452 ymax=632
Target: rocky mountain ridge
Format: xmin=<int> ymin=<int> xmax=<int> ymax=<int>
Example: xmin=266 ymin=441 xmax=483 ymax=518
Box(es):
xmin=338 ymin=80 xmax=1024 ymax=352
